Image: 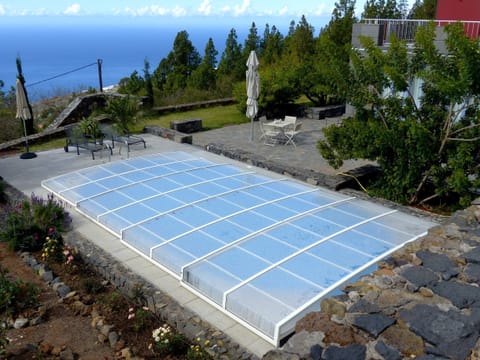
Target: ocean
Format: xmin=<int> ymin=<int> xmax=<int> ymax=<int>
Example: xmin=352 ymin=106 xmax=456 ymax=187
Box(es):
xmin=0 ymin=16 xmax=304 ymax=102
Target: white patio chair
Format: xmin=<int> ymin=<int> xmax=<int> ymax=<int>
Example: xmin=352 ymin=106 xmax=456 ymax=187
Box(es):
xmin=262 ymin=122 xmax=282 ymax=146
xmin=283 ymin=116 xmax=297 ymax=128
xmin=284 ymin=121 xmax=302 ymax=147
xmin=258 ymin=116 xmax=268 ymax=140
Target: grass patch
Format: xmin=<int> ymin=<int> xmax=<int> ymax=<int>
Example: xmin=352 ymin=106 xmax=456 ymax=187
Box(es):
xmin=134 ymin=103 xmax=247 ymax=132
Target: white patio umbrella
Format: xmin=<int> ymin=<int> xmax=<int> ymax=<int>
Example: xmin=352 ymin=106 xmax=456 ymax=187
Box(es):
xmin=246 ymin=50 xmax=260 ymax=141
xmin=16 ymin=78 xmax=37 ymax=159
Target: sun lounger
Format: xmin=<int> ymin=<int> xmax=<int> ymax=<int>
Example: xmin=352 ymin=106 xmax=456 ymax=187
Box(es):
xmin=64 ymin=124 xmax=111 ymax=160
xmin=101 ymin=124 xmax=146 ymax=156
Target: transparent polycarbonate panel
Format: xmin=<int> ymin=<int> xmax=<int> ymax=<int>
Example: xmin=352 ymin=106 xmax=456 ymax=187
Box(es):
xmin=332 ymin=199 xmax=392 ymax=221
xmin=170 ymin=206 xmax=219 ymax=228
xmin=220 ymin=191 xmax=264 ymax=209
xmin=121 ymin=170 xmax=156 ymax=182
xmin=229 ymin=212 xmax=276 ymax=232
xmin=99 ymin=212 xmax=132 ymax=235
xmin=142 ymin=195 xmax=184 ymax=214
xmin=290 ymin=214 xmax=344 ymax=237
xmin=307 ymin=240 xmax=374 ymax=271
xmin=280 ymin=252 xmax=349 ymax=289
xmin=117 ymin=183 xmax=159 ymax=201
xmin=145 ymin=177 xmax=185 ymax=192
xmin=230 ymin=267 xmax=323 ymax=318
xmin=139 ymin=214 xmax=193 ymax=241
xmin=82 ymin=191 xmax=134 ymax=213
xmin=202 ymin=221 xmax=250 ymax=243
xmin=334 ymin=230 xmax=392 ymax=256
xmin=253 ymin=203 xmax=298 ymax=222
xmin=241 ymin=234 xmax=297 ymax=263
xmin=379 ymin=211 xmax=434 ymax=236
xmin=275 ymin=196 xmax=321 ymax=213
xmin=152 ymin=242 xmax=196 ymax=274
xmin=166 ymin=187 xmax=207 ymax=203
xmin=114 ymin=203 xmax=159 ymax=225
xmin=267 ymin=224 xmax=323 ymax=250
xmin=76 ymin=167 xmax=112 ymax=181
xmin=173 ymin=232 xmax=225 ymax=258
xmin=196 ymin=197 xmax=242 ymax=217
xmin=122 ymin=228 xmax=164 ymax=256
xmin=185 ymin=261 xmax=240 ymax=304
xmin=77 ymin=199 xmax=110 ymax=219
xmin=42 ymin=151 xmax=436 ymax=344
xmin=61 ymin=183 xmax=108 ymax=204
xmin=101 ymin=161 xmax=136 ymax=174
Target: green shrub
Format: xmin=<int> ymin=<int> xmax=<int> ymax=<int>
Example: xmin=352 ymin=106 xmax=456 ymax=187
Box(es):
xmin=0 ymin=323 xmax=8 ymax=359
xmin=152 ymin=324 xmax=188 ymax=356
xmin=0 ymin=267 xmax=39 ymax=316
xmin=82 ymin=278 xmax=105 ymax=295
xmin=0 ymin=193 xmax=71 ymax=251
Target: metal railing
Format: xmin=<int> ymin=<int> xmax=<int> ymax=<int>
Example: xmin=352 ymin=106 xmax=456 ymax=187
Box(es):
xmin=361 ymin=18 xmax=480 ymax=44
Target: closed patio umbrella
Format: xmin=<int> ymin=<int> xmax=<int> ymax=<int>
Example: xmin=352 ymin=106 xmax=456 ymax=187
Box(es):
xmin=16 ymin=78 xmax=37 ymax=159
xmin=246 ymin=50 xmax=260 ymax=141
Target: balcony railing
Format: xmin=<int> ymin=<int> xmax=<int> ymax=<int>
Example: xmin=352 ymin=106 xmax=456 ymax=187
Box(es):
xmin=361 ymin=18 xmax=480 ymax=44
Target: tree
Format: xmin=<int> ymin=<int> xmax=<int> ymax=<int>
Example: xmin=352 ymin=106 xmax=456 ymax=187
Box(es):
xmin=260 ymin=24 xmax=284 ymax=65
xmin=408 ymin=0 xmax=437 ymax=19
xmin=188 ymin=38 xmax=218 ymax=91
xmin=217 ymin=28 xmax=244 ymax=84
xmin=153 ymin=30 xmax=200 ymax=95
xmin=243 ymin=22 xmax=261 ymax=56
xmin=318 ymin=23 xmax=480 ymax=209
xmin=143 ymin=58 xmax=154 ymax=106
xmin=118 ymin=70 xmax=145 ymax=95
xmin=362 ymin=0 xmax=402 ymax=19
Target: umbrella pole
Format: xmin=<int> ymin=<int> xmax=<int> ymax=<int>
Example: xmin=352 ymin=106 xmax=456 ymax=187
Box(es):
xmin=20 ymin=118 xmax=37 ymax=159
xmin=250 ymin=117 xmax=254 ymax=141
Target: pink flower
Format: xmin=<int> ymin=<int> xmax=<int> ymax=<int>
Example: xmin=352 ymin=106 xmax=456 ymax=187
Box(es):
xmin=49 ymin=227 xmax=55 ymax=233
xmin=128 ymin=313 xmax=135 ymax=320
xmin=129 ymin=307 xmax=134 ymax=312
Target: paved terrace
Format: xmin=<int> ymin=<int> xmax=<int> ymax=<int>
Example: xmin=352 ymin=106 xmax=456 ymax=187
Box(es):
xmin=0 ymin=117 xmax=367 ymax=358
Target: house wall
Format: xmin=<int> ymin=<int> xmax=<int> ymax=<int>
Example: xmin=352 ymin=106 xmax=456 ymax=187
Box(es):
xmin=436 ymin=0 xmax=480 ymax=21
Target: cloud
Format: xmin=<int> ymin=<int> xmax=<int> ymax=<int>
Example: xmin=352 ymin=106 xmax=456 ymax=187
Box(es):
xmin=63 ymin=3 xmax=81 ymax=15
xmin=233 ymin=0 xmax=251 ymax=16
xmin=198 ymin=0 xmax=211 ymax=15
xmin=278 ymin=6 xmax=288 ymax=16
xmin=117 ymin=5 xmax=186 ymax=17
xmin=0 ymin=4 xmax=5 ymax=15
xmin=314 ymin=4 xmax=329 ymax=16
xmin=171 ymin=5 xmax=187 ymax=17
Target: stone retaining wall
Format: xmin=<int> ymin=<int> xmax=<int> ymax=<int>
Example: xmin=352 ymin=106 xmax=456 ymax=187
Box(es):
xmin=63 ymin=230 xmax=258 ymax=360
xmin=143 ymin=125 xmax=193 ymax=144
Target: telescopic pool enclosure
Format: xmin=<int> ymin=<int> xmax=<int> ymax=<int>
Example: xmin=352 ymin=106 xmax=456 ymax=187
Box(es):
xmin=42 ymin=151 xmax=435 ymax=345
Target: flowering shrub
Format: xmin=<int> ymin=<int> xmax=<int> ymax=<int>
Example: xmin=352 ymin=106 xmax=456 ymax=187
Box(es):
xmin=0 ymin=193 xmax=71 ymax=251
xmin=151 ymin=323 xmax=188 ymax=355
xmin=128 ymin=306 xmax=152 ymax=333
xmin=41 ymin=228 xmax=64 ymax=263
xmin=187 ymin=337 xmax=212 ymax=360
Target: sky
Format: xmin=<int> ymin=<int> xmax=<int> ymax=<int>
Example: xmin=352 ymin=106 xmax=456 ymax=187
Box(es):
xmin=0 ymin=1 xmax=414 ymax=25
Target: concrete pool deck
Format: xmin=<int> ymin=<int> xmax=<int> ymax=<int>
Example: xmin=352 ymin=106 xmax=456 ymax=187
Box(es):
xmin=0 ymin=117 xmax=372 ymax=357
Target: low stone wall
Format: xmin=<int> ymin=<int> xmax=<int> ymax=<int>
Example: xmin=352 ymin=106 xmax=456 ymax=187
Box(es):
xmin=143 ymin=125 xmax=192 ymax=144
xmin=170 ymin=118 xmax=203 ymax=133
xmin=266 ymin=201 xmax=480 ymax=360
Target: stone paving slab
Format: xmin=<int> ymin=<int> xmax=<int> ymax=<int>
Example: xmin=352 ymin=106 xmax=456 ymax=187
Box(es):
xmin=190 ymin=116 xmax=373 ymax=177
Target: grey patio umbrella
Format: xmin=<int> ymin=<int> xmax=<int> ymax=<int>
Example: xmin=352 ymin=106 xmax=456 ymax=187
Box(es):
xmin=246 ymin=50 xmax=260 ymax=141
xmin=16 ymin=78 xmax=37 ymax=159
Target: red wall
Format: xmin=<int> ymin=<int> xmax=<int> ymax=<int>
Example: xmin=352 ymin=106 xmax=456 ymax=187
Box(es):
xmin=436 ymin=0 xmax=480 ymax=21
